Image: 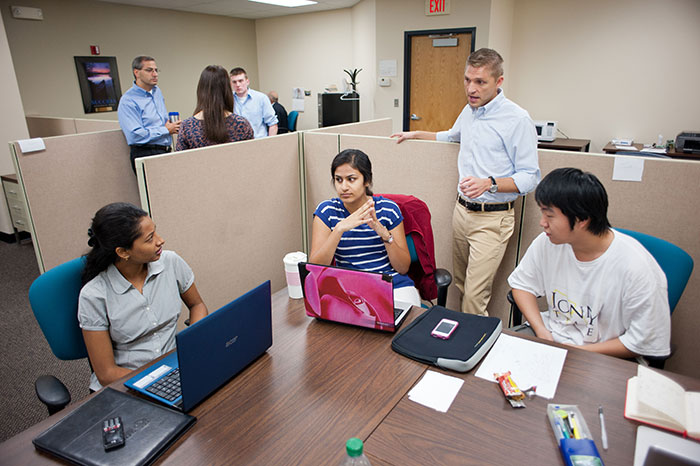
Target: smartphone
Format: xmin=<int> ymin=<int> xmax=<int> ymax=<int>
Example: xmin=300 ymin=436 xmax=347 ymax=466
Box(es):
xmin=431 ymin=318 xmax=459 ymax=339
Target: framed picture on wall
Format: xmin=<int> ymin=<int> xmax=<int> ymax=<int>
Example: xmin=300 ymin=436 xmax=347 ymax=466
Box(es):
xmin=74 ymin=56 xmax=122 ymax=113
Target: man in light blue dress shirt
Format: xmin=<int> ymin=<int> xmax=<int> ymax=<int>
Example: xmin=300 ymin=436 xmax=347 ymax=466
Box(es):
xmin=392 ymin=48 xmax=540 ymax=316
xmin=230 ymin=67 xmax=278 ymax=138
xmin=118 ymin=56 xmax=180 ymax=172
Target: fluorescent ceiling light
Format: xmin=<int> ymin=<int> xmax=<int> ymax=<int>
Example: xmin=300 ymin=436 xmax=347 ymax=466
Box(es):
xmin=249 ymin=0 xmax=318 ymax=7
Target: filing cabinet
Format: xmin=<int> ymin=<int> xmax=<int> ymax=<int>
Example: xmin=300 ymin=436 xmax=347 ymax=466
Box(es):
xmin=2 ymin=174 xmax=31 ymax=243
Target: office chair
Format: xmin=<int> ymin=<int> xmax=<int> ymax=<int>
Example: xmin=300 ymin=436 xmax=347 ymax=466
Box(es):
xmin=379 ymin=193 xmax=452 ymax=307
xmin=29 ymin=256 xmax=89 ymax=415
xmin=507 ymin=228 xmax=693 ymax=368
xmin=288 ymin=111 xmax=299 ymax=132
xmin=614 ymin=229 xmax=693 ymax=313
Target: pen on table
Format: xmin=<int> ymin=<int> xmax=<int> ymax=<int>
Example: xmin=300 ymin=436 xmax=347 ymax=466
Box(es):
xmin=555 ymin=409 xmax=572 ymax=438
xmin=599 ymin=406 xmax=608 ymax=450
xmin=554 ymin=417 xmax=569 ymax=439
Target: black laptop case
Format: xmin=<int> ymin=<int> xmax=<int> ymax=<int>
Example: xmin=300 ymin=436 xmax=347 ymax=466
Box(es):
xmin=391 ymin=305 xmax=501 ymax=372
xmin=33 ymin=388 xmax=196 ymax=466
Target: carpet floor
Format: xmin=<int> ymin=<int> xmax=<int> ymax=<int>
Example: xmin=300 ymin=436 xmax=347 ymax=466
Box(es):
xmin=0 ymin=240 xmax=90 ymax=442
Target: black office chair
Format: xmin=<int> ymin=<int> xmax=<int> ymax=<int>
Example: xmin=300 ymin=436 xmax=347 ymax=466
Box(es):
xmin=507 ymin=228 xmax=693 ymax=368
xmin=29 ymin=257 xmax=90 ymax=415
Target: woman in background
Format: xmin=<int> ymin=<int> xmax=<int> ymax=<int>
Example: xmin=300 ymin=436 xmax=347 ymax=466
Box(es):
xmin=78 ymin=202 xmax=208 ymax=391
xmin=309 ymin=149 xmax=421 ymax=307
xmin=176 ymin=65 xmax=253 ymax=150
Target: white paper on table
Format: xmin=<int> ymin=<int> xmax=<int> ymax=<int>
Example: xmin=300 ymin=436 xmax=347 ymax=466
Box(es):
xmin=612 ymin=156 xmax=644 ymax=182
xmin=17 ymin=138 xmax=46 ymax=153
xmin=408 ymin=370 xmax=464 ymax=413
xmin=641 ymin=147 xmax=667 ymax=154
xmin=474 ymin=334 xmax=567 ymax=399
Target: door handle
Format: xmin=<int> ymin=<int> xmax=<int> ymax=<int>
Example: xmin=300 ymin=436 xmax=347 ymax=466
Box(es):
xmin=410 ymin=114 xmax=421 ymax=121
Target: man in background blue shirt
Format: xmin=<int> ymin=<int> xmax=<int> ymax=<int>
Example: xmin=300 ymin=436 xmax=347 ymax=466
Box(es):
xmin=230 ymin=67 xmax=278 ymax=138
xmin=392 ymin=48 xmax=540 ymax=316
xmin=118 ymin=56 xmax=180 ymax=172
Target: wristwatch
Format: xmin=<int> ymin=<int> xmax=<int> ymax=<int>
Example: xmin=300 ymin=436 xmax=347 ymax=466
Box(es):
xmin=488 ymin=176 xmax=498 ymax=193
xmin=383 ymin=233 xmax=394 ymax=244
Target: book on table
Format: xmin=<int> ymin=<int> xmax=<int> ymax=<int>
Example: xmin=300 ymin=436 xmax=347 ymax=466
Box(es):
xmin=625 ymin=365 xmax=700 ymax=440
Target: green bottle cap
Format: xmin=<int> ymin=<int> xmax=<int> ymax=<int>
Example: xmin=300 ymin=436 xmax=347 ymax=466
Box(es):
xmin=346 ymin=437 xmax=364 ymax=457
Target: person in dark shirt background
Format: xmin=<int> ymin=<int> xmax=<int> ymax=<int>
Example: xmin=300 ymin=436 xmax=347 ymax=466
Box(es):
xmin=268 ymin=91 xmax=288 ymax=134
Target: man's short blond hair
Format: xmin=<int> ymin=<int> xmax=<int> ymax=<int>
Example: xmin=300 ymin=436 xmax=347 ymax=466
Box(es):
xmin=466 ymin=48 xmax=504 ymax=79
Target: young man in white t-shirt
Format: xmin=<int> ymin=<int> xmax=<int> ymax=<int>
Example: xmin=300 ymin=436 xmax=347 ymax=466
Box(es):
xmin=508 ymin=167 xmax=670 ymax=358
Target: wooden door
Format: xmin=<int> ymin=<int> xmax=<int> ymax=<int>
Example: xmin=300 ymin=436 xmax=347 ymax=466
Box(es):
xmin=404 ymin=29 xmax=474 ymax=132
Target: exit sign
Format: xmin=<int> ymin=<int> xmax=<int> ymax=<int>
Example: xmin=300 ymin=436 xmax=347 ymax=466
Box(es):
xmin=426 ymin=0 xmax=450 ymax=16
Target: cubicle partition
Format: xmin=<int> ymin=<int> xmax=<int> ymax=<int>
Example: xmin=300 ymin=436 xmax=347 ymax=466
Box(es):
xmin=10 ymin=119 xmax=700 ymax=377
xmin=300 ymin=131 xmax=340 ymax=237
xmin=137 ymin=133 xmax=303 ymax=312
xmin=73 ymin=118 xmax=121 ymax=134
xmin=25 ymin=116 xmax=77 ymax=138
xmin=25 ymin=116 xmax=119 ymax=138
xmin=10 ymin=129 xmax=138 ymax=272
xmin=308 ymin=118 xmax=393 ymax=136
xmin=521 ymin=150 xmax=700 ymax=377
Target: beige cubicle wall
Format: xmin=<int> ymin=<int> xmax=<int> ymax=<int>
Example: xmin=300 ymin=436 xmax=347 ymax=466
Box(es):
xmin=300 ymin=131 xmax=340 ymax=249
xmin=25 ymin=116 xmax=77 ymax=138
xmin=519 ymin=150 xmax=700 ymax=377
xmin=308 ymin=118 xmax=393 ymax=137
xmin=10 ymin=129 xmax=138 ymax=272
xmin=74 ymin=118 xmax=120 ymax=133
xmin=137 ymin=133 xmax=303 ymax=312
xmin=25 ymin=116 xmax=119 ymax=138
xmin=13 ymin=117 xmax=699 ymax=377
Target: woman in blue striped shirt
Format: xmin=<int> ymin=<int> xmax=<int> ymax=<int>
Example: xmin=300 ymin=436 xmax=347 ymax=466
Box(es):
xmin=309 ymin=149 xmax=421 ymax=306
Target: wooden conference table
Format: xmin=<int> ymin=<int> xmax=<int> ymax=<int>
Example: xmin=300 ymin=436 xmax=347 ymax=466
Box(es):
xmin=2 ymin=290 xmax=699 ymax=465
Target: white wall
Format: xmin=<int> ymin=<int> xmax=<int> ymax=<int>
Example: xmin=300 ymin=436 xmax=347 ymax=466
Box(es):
xmin=0 ymin=17 xmax=28 ymax=234
xmin=0 ymin=0 xmax=258 ymax=122
xmin=255 ymin=9 xmax=354 ymax=131
xmin=352 ymin=0 xmax=377 ymax=123
xmin=488 ymin=0 xmax=514 ymax=93
xmin=508 ymin=0 xmax=700 ymax=152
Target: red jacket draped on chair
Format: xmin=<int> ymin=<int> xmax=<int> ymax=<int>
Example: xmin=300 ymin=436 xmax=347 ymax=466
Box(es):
xmin=380 ymin=193 xmax=438 ymax=300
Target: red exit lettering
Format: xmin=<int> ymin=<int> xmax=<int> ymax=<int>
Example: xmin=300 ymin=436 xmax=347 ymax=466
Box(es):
xmin=430 ymin=0 xmax=445 ymax=13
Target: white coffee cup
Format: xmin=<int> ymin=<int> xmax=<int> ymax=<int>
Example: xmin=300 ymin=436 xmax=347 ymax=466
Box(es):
xmin=283 ymin=251 xmax=307 ymax=299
